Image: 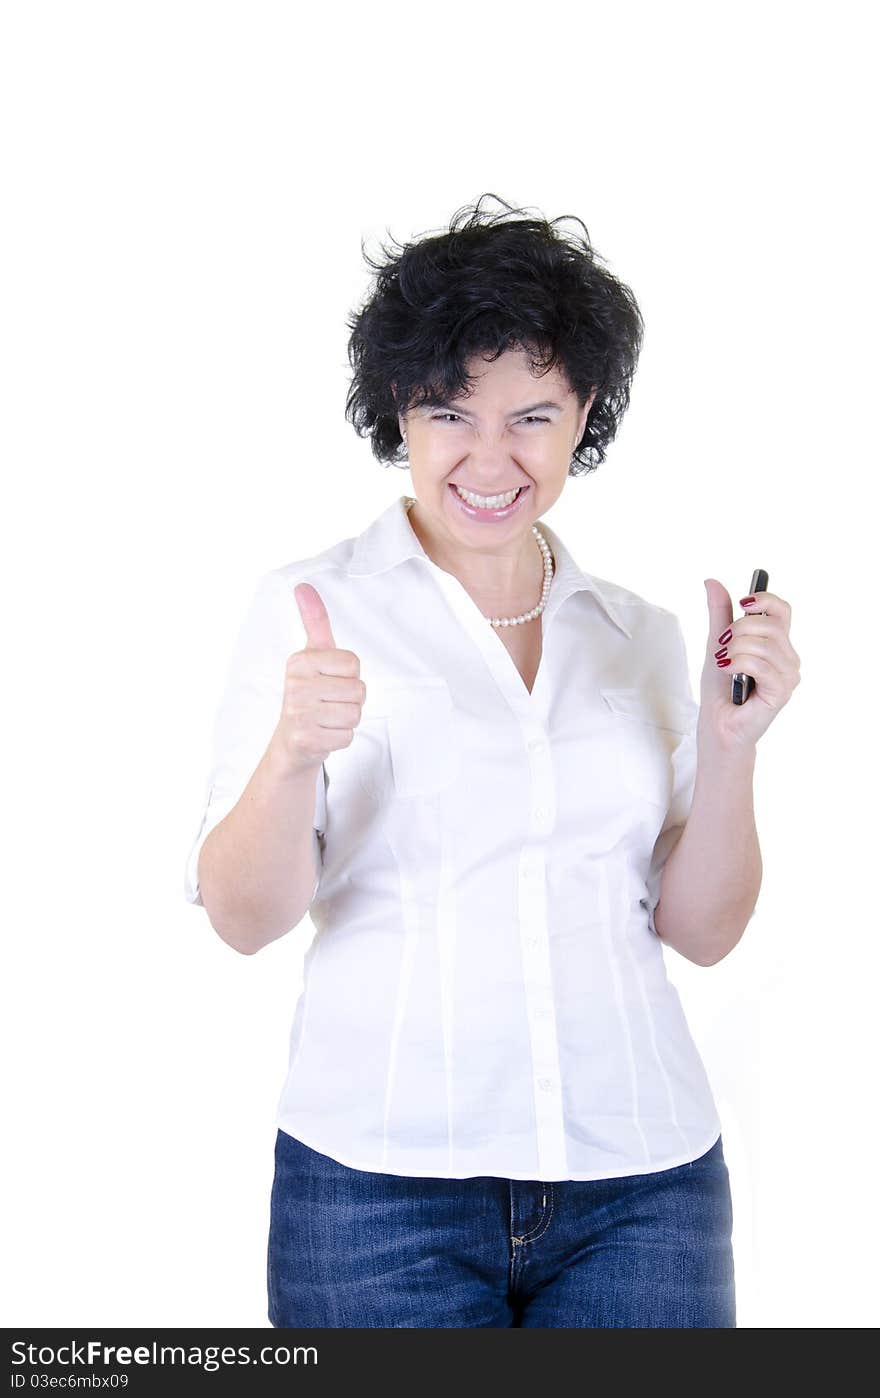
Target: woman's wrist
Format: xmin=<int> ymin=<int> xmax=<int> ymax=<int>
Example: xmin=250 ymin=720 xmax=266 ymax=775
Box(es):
xmin=264 ymin=727 xmax=324 ymax=785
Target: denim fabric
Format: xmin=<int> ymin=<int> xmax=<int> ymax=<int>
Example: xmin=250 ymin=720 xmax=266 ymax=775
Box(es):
xmin=267 ymin=1127 xmax=735 ymax=1328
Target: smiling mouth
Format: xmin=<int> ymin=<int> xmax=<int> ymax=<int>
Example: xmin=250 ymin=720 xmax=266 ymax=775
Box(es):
xmin=451 ymin=482 xmax=528 ymax=508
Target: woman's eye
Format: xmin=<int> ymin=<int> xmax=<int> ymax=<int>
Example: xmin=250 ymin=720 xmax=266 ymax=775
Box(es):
xmin=430 ymin=414 xmax=549 ymax=425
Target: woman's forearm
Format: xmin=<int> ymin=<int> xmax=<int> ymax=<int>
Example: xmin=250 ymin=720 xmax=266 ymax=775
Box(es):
xmin=197 ymin=735 xmax=323 ymax=955
xmin=653 ymin=742 xmax=762 ymax=966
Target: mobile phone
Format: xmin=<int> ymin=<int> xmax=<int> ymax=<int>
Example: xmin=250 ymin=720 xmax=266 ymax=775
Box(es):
xmin=731 ymin=568 xmax=769 ymax=704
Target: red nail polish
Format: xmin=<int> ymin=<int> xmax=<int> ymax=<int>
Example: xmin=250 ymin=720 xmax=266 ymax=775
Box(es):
xmin=740 ymin=596 xmax=755 ymax=606
xmin=714 ymin=646 xmax=728 ymax=659
xmin=718 ymin=628 xmax=733 ymax=645
xmin=717 ymin=658 xmax=732 ymax=667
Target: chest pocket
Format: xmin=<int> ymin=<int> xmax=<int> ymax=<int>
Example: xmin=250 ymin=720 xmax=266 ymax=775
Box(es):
xmin=354 ymin=676 xmax=461 ymax=802
xmin=599 ymin=686 xmax=696 ymax=809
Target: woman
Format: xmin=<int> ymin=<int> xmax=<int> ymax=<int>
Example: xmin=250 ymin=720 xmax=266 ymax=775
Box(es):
xmin=184 ymin=195 xmax=799 ymax=1328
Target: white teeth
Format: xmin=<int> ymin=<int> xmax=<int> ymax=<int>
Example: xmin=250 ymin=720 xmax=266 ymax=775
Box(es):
xmin=454 ymin=484 xmax=522 ymax=509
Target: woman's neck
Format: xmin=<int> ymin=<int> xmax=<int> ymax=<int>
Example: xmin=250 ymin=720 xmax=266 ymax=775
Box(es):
xmin=405 ymin=497 xmax=550 ymax=615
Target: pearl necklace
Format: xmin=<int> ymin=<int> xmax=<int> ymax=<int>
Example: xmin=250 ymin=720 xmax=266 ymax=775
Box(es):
xmin=404 ymin=496 xmax=554 ymax=628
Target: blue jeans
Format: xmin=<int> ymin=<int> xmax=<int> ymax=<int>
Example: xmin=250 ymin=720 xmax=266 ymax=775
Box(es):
xmin=267 ymin=1127 xmax=735 ymax=1328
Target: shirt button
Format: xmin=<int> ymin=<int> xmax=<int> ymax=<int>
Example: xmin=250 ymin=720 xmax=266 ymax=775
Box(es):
xmin=528 ymin=739 xmax=545 ymax=752
xmin=533 ymin=806 xmax=547 ymax=822
xmin=537 ymin=1077 xmax=555 ymax=1092
xmin=536 ymin=1007 xmax=552 ymax=1019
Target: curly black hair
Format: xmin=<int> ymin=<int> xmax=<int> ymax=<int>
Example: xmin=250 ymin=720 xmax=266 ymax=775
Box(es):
xmin=344 ymin=193 xmax=645 ymax=476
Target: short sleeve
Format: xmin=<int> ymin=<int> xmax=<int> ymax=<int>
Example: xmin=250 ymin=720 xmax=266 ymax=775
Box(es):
xmin=640 ymin=613 xmax=699 ymax=939
xmin=183 ymin=568 xmax=328 ymax=908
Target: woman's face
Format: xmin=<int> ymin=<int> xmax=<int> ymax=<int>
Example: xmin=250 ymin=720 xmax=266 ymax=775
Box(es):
xmin=399 ymin=348 xmax=594 ymax=548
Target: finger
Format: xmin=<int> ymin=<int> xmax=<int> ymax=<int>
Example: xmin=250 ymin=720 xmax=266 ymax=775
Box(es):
xmin=718 ymin=650 xmax=789 ymax=695
xmin=312 ymin=699 xmax=365 ymax=729
xmin=723 ymin=619 xmax=798 ymax=664
xmin=739 ymin=592 xmax=792 ymax=623
xmin=725 ymin=615 xmax=786 ymax=643
xmin=717 ymin=644 xmax=788 ymax=680
xmin=294 ymin=582 xmax=336 ymax=652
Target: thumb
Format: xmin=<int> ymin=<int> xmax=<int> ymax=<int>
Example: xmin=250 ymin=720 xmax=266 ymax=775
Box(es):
xmin=294 ymin=582 xmax=337 ymax=652
xmin=703 ymin=576 xmax=734 ymax=659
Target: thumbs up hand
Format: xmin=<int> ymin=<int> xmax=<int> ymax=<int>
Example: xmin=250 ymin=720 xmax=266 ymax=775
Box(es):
xmin=271 ymin=583 xmax=367 ymax=775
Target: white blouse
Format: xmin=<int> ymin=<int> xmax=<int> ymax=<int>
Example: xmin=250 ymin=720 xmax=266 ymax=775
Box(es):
xmin=184 ymin=493 xmax=722 ymax=1182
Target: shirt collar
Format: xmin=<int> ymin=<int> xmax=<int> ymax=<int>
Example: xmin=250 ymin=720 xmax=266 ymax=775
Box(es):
xmin=345 ymin=494 xmax=633 ymax=640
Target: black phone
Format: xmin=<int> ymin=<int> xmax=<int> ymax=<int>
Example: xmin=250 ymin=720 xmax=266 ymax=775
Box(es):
xmin=731 ymin=568 xmax=769 ymax=704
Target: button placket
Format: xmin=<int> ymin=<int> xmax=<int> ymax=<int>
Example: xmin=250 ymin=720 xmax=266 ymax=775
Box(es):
xmin=525 ymin=729 xmax=553 ymax=836
xmin=518 ymin=841 xmax=567 ymax=1178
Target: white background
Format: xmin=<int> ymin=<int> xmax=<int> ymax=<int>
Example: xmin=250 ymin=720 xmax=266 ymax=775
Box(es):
xmin=2 ymin=0 xmax=875 ymax=1328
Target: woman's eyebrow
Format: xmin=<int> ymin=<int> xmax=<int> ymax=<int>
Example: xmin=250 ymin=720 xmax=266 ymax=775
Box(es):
xmin=428 ymin=399 xmax=564 ymax=417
